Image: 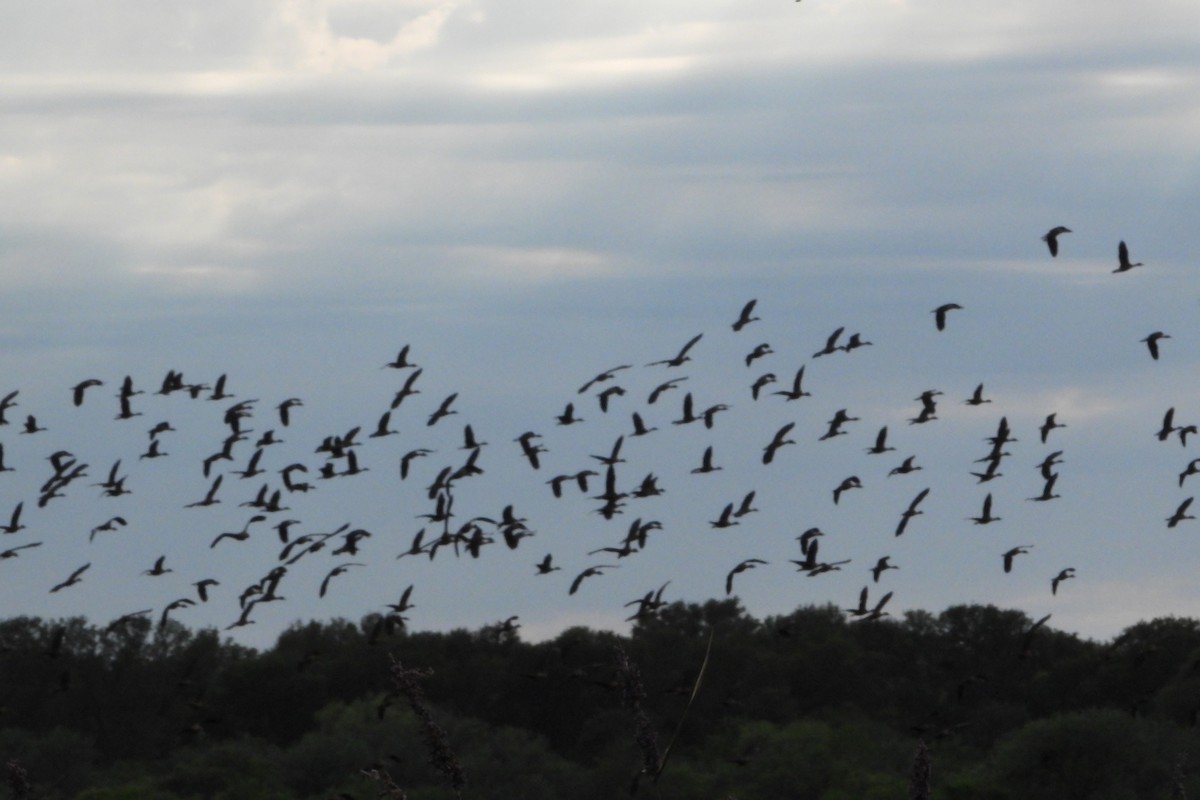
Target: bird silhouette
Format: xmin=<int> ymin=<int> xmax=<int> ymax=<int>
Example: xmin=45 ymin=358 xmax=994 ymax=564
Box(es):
xmin=762 ymin=422 xmax=796 ymax=465
xmin=969 ymin=493 xmax=1000 ymax=525
xmin=1141 ymin=332 xmax=1170 ymax=360
xmin=1002 ymin=545 xmax=1033 ymax=573
xmin=646 ymin=333 xmax=702 ymax=367
xmin=744 ymin=343 xmax=773 ymax=367
xmin=725 ymin=559 xmax=768 ymax=595
xmin=812 ymin=327 xmax=844 ymax=358
xmin=732 ymin=299 xmax=760 ymax=331
xmin=773 ymin=366 xmax=811 ymax=400
xmin=1168 ymin=497 xmax=1195 ymax=528
xmin=319 ymin=563 xmax=366 ymax=598
xmin=50 ymin=563 xmax=91 ymax=593
xmin=871 ymin=556 xmax=898 ymax=583
xmin=932 ymin=303 xmax=962 ymax=331
xmin=1051 ymin=568 xmax=1076 ymax=596
xmin=71 ymin=379 xmax=103 ymax=407
xmin=1042 ymin=226 xmax=1071 ymax=257
xmin=832 ymin=476 xmax=863 ymax=505
xmin=1114 ymin=240 xmax=1143 ymax=273
xmin=569 ymin=564 xmax=618 ymax=595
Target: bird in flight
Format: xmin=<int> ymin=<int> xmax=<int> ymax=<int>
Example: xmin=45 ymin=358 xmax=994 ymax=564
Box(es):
xmin=646 ymin=333 xmax=703 ymax=368
xmin=933 ymin=303 xmax=963 ymax=331
xmin=1041 ymin=226 xmax=1071 ymax=257
xmin=1114 ymin=240 xmax=1143 ymax=273
xmin=1141 ymin=331 xmax=1170 ymax=360
xmin=731 ymin=299 xmax=760 ymax=332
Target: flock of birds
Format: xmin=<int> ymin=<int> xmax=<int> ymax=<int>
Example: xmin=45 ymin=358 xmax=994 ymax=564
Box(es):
xmin=0 ymin=231 xmax=1188 ymax=642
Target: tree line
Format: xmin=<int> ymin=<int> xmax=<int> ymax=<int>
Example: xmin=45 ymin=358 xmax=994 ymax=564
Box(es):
xmin=2 ymin=600 xmax=1200 ymax=799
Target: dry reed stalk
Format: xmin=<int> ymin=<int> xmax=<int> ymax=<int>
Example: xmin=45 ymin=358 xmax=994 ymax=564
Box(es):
xmin=909 ymin=739 xmax=931 ymax=800
xmin=389 ymin=657 xmax=466 ymax=798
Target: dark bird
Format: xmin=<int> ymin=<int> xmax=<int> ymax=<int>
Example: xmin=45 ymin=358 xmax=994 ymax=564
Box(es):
xmin=888 ymin=455 xmax=922 ymax=476
xmin=646 ymin=333 xmax=702 ymax=367
xmin=866 ymin=426 xmax=895 ymax=455
xmin=744 ymin=343 xmax=773 ymax=367
xmin=647 ymin=377 xmax=687 ymax=405
xmin=515 ymin=431 xmax=547 ymax=469
xmin=1114 ymin=240 xmax=1143 ymax=273
xmin=871 ymin=556 xmax=898 ymax=583
xmin=0 ymin=390 xmax=17 ymax=425
xmin=832 ymin=475 xmax=863 ymax=505
xmin=535 ymin=554 xmax=561 ymax=575
xmin=578 ymin=365 xmax=631 ymax=394
xmin=569 ymin=564 xmax=618 ymax=595
xmin=386 ymin=585 xmax=416 ymax=614
xmin=624 ymin=581 xmax=671 ymax=621
xmin=762 ymin=422 xmax=796 ymax=465
xmin=590 ymin=436 xmax=625 ymax=466
xmin=846 ymin=586 xmax=893 ymax=620
xmin=969 ymin=493 xmax=1000 ymax=525
xmin=383 ymin=345 xmax=417 ymax=369
xmin=710 ymin=503 xmax=739 ymax=529
xmin=160 ymin=598 xmax=195 ymax=630
xmin=1019 ymin=614 xmax=1053 ymax=659
xmin=1002 ymin=545 xmax=1034 ymax=573
xmin=1042 ymin=226 xmax=1071 ymax=257
xmin=1141 ymin=331 xmax=1170 ymax=360
xmin=964 ymin=383 xmax=992 ymax=406
xmin=0 ymin=542 xmax=41 ymax=559
xmin=729 ymin=489 xmax=758 ymax=520
xmin=208 ymin=373 xmax=233 ymax=400
xmin=71 ymin=379 xmax=103 ymax=407
xmin=319 ymin=563 xmax=366 ymax=598
xmin=0 ymin=502 xmax=25 ymax=534
xmin=812 ymin=327 xmax=844 ymax=358
xmin=732 ymin=299 xmax=760 ymax=332
xmin=186 ymin=474 xmax=224 ymax=508
xmin=143 ymin=556 xmax=173 ymax=576
xmin=1168 ymin=497 xmax=1195 ymax=528
xmin=820 ymin=409 xmax=859 ymax=440
xmin=194 ymin=579 xmax=220 ymax=602
xmin=22 ymin=415 xmax=45 ymax=434
xmin=555 ymin=402 xmax=583 ymax=425
xmin=725 ymin=559 xmax=768 ymax=595
xmin=400 ymin=448 xmax=432 ymax=480
xmin=1027 ymin=473 xmax=1061 ymax=502
xmin=797 ymin=527 xmax=824 ymax=557
xmin=390 ymin=368 xmax=423 ymax=408
xmin=426 ymin=393 xmax=458 ymax=426
xmin=842 ymin=332 xmax=872 ymax=352
xmin=773 ymin=366 xmax=811 ymax=400
xmin=50 ymin=563 xmax=91 ymax=593
xmin=750 ymin=373 xmax=776 ymax=400
xmin=1051 ymin=568 xmax=1076 ymax=596
xmin=894 ymin=488 xmax=930 ymax=536
xmin=1040 ymin=413 xmax=1066 ymax=443
xmin=630 ymin=412 xmax=657 ymax=437
xmin=1179 ymin=459 xmax=1200 ymax=488
xmin=369 ymin=411 xmax=397 ymax=438
xmin=597 ymin=385 xmax=625 ymax=412
xmin=1157 ymin=407 xmax=1178 ymax=442
xmin=672 ymin=392 xmax=697 ymax=425
xmin=692 ymin=445 xmax=722 ymax=474
xmin=933 ymin=303 xmax=962 ymax=331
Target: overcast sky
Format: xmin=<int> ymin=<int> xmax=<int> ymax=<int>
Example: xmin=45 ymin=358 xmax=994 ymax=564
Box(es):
xmin=2 ymin=0 xmax=1200 ymax=649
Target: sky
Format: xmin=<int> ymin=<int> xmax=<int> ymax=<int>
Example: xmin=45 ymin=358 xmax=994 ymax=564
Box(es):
xmin=2 ymin=0 xmax=1200 ymax=650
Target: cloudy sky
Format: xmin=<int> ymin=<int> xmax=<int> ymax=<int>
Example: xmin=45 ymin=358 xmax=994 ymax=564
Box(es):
xmin=2 ymin=0 xmax=1200 ymax=649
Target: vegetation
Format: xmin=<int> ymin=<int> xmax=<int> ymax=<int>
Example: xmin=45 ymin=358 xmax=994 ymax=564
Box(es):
xmin=2 ymin=601 xmax=1200 ymax=799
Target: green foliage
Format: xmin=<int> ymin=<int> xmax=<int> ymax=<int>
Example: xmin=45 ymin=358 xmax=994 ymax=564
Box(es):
xmin=987 ymin=709 xmax=1196 ymax=800
xmin=1 ymin=605 xmax=1199 ymax=798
